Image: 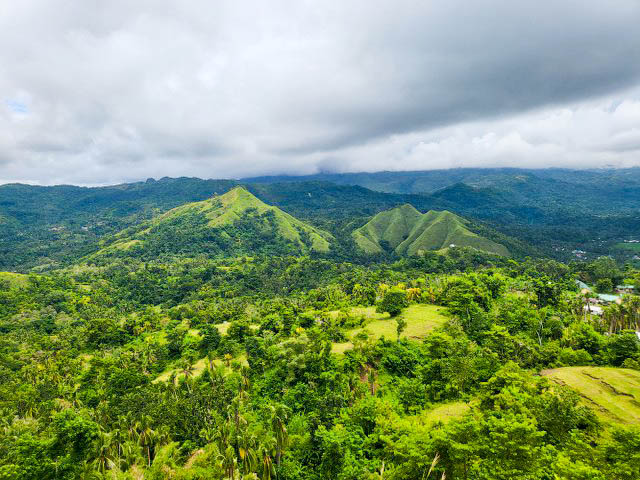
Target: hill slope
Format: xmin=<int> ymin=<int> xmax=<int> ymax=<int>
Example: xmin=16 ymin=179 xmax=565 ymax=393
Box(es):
xmin=94 ymin=186 xmax=332 ymax=259
xmin=353 ymin=204 xmax=509 ymax=256
xmin=543 ymin=367 xmax=640 ymax=425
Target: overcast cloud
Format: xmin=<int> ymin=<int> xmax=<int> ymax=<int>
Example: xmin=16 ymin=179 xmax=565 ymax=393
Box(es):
xmin=1 ymin=0 xmax=640 ymax=185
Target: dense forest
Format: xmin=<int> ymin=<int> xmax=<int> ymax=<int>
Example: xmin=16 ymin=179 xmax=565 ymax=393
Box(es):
xmin=1 ymin=170 xmax=640 ymax=479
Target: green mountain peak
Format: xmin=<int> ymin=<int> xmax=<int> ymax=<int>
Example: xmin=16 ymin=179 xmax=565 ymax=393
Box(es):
xmin=353 ymin=205 xmax=509 ymax=256
xmin=94 ymin=187 xmax=333 ymax=259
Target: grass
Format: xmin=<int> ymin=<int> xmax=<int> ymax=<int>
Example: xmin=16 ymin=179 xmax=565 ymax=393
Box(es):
xmin=98 ymin=186 xmax=332 ymax=255
xmin=422 ymin=401 xmax=471 ymax=425
xmin=353 ymin=205 xmax=508 ymax=256
xmin=391 ymin=401 xmax=470 ymax=431
xmin=0 ymin=272 xmax=29 ymax=288
xmin=331 ymin=304 xmax=448 ymax=354
xmin=543 ymin=366 xmax=640 ymax=425
xmin=154 ymin=353 xmax=248 ymax=383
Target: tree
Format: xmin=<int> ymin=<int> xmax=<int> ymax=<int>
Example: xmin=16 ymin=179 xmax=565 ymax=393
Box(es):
xmin=135 ymin=415 xmax=156 ymax=467
xmin=376 ymin=287 xmax=408 ymax=317
xmin=396 ymin=317 xmax=407 ymax=340
xmin=199 ymin=323 xmax=222 ymax=353
xmin=595 ymin=278 xmax=613 ymax=293
xmin=269 ymin=404 xmax=290 ymax=467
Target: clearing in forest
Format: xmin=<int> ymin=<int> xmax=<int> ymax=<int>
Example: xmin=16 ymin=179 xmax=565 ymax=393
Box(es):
xmin=542 ymin=366 xmax=640 ymax=425
xmin=332 ymin=304 xmax=448 ymax=353
xmin=0 ymin=271 xmax=29 ymax=287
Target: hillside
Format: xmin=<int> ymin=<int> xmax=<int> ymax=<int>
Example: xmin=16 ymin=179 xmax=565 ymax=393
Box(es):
xmin=94 ymin=186 xmax=332 ymax=259
xmin=353 ymin=204 xmax=510 ymax=256
xmin=543 ymin=367 xmax=640 ymax=425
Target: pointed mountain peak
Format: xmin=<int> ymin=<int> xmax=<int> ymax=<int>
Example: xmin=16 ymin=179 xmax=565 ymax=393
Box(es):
xmin=217 ymin=185 xmax=261 ymax=204
xmin=353 ymin=205 xmax=508 ymax=256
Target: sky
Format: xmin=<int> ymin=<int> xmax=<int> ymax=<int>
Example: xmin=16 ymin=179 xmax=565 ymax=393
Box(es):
xmin=1 ymin=1 xmax=640 ymax=185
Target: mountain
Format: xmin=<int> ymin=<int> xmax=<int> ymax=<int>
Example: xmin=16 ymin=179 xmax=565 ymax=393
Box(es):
xmin=352 ymin=204 xmax=510 ymax=256
xmin=244 ymin=167 xmax=640 ymax=202
xmin=93 ymin=186 xmax=333 ymax=259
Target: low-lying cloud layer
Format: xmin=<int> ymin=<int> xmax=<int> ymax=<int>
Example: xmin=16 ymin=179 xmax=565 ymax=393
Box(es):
xmin=1 ymin=1 xmax=640 ymax=185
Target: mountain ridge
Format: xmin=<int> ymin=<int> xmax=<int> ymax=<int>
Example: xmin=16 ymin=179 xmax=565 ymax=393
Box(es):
xmin=94 ymin=186 xmax=333 ymax=259
xmin=353 ymin=205 xmax=510 ymax=256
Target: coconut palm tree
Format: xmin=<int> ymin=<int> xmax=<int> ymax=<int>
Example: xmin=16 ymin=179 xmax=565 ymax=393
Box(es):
xmin=624 ymin=295 xmax=640 ymax=331
xmin=259 ymin=438 xmax=276 ymax=480
xmin=269 ymin=404 xmax=290 ymax=467
xmin=135 ymin=414 xmax=156 ymax=467
xmin=238 ymin=430 xmax=258 ymax=474
xmin=221 ymin=445 xmax=237 ymax=480
xmin=92 ymin=430 xmax=116 ymax=474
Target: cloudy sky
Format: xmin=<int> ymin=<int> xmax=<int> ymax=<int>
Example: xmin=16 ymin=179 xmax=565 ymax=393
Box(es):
xmin=2 ymin=1 xmax=640 ymax=185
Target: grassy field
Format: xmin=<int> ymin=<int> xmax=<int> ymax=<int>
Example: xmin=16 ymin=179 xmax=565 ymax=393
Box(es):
xmin=422 ymin=401 xmax=470 ymax=424
xmin=154 ymin=353 xmax=248 ymax=383
xmin=392 ymin=401 xmax=470 ymax=430
xmin=331 ymin=304 xmax=448 ymax=353
xmin=543 ymin=366 xmax=640 ymax=425
xmin=0 ymin=271 xmax=29 ymax=287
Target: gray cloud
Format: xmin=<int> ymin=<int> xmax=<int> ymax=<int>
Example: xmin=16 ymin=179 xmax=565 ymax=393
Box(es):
xmin=1 ymin=0 xmax=640 ymax=185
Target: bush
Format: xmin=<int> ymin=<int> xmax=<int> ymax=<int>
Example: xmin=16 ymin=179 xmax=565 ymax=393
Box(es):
xmin=376 ymin=288 xmax=408 ymax=317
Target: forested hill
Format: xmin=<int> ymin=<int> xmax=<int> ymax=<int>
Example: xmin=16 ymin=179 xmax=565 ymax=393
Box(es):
xmin=2 ymin=168 xmax=640 ymax=270
xmin=92 ymin=186 xmax=333 ymax=260
xmin=352 ymin=206 xmax=510 ymax=257
xmin=244 ymin=166 xmax=640 ymax=205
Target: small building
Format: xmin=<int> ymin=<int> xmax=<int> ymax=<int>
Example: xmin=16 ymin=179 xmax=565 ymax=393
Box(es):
xmin=597 ymin=293 xmax=620 ymax=304
xmin=616 ymin=285 xmax=635 ymax=295
xmin=576 ymin=280 xmax=590 ymax=291
xmin=584 ymin=305 xmax=603 ymax=316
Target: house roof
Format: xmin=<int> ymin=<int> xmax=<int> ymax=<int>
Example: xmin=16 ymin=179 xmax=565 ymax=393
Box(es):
xmin=597 ymin=293 xmax=620 ymax=302
xmin=576 ymin=280 xmax=590 ymax=290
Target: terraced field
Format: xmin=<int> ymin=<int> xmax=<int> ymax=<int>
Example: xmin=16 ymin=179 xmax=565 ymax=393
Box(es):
xmin=543 ymin=366 xmax=640 ymax=424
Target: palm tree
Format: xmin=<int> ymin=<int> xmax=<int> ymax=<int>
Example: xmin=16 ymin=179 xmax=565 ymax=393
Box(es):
xmin=260 ymin=438 xmax=276 ymax=480
xmin=221 ymin=445 xmax=237 ymax=479
xmin=624 ymin=295 xmax=640 ymax=331
xmin=269 ymin=404 xmax=290 ymax=467
xmin=135 ymin=414 xmax=156 ymax=467
xmin=240 ymin=365 xmax=251 ymax=393
xmin=238 ymin=430 xmax=258 ymax=474
xmin=92 ymin=430 xmax=116 ymax=474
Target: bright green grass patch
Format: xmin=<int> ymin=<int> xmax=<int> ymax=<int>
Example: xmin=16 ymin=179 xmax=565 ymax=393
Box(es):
xmin=331 ymin=304 xmax=448 ymax=354
xmin=422 ymin=401 xmax=471 ymax=425
xmin=543 ymin=366 xmax=640 ymax=425
xmin=113 ymin=239 xmax=142 ymax=250
xmin=390 ymin=401 xmax=470 ymax=430
xmin=154 ymin=353 xmax=248 ymax=383
xmin=0 ymin=272 xmax=29 ymax=288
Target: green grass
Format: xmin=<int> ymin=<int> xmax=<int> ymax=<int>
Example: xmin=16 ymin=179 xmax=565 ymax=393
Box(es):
xmin=391 ymin=401 xmax=470 ymax=430
xmin=154 ymin=353 xmax=248 ymax=383
xmin=0 ymin=272 xmax=29 ymax=288
xmin=543 ymin=366 xmax=640 ymax=425
xmin=97 ymin=186 xmax=332 ymax=255
xmin=331 ymin=304 xmax=448 ymax=354
xmin=353 ymin=205 xmax=508 ymax=256
xmin=422 ymin=401 xmax=471 ymax=425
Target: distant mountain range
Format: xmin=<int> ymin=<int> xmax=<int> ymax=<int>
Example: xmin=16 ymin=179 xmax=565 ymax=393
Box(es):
xmin=1 ymin=167 xmax=640 ymax=270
